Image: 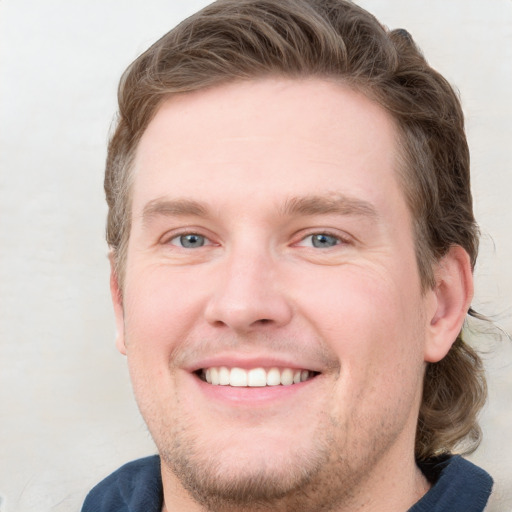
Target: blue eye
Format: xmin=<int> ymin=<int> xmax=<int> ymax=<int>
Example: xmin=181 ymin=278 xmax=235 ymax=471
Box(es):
xmin=297 ymin=233 xmax=340 ymax=248
xmin=172 ymin=234 xmax=206 ymax=248
xmin=310 ymin=233 xmax=339 ymax=248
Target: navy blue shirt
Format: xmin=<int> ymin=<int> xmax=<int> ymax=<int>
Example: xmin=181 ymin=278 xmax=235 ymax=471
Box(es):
xmin=82 ymin=454 xmax=493 ymax=511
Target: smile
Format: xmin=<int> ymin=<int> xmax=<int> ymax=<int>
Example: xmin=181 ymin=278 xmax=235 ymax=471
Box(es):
xmin=200 ymin=367 xmax=317 ymax=387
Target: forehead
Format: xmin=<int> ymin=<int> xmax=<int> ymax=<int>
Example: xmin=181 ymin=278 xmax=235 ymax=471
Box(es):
xmin=132 ymin=78 xmax=403 ymax=219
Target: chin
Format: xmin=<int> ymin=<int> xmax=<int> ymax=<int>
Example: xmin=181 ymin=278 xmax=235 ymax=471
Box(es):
xmin=163 ymin=449 xmax=328 ymax=510
xmin=157 ymin=422 xmax=335 ymax=510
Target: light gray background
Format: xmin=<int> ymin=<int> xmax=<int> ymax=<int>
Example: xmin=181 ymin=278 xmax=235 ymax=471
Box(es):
xmin=0 ymin=1 xmax=511 ymax=511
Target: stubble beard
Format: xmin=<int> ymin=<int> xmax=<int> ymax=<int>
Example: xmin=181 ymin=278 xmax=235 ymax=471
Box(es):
xmin=155 ymin=409 xmax=368 ymax=512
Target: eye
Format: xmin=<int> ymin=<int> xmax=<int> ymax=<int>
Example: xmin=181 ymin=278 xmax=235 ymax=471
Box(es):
xmin=170 ymin=233 xmax=208 ymax=248
xmin=298 ymin=233 xmax=341 ymax=248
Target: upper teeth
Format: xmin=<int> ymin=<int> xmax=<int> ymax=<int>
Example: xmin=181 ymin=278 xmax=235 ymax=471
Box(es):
xmin=203 ymin=367 xmax=311 ymax=387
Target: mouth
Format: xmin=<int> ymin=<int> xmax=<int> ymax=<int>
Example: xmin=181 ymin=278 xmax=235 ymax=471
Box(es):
xmin=196 ymin=366 xmax=319 ymax=387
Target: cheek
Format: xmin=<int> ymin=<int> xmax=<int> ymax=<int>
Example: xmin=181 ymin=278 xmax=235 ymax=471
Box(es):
xmin=301 ymin=265 xmax=415 ymax=333
xmin=121 ymin=265 xmax=210 ymax=376
xmin=121 ymin=269 xmax=195 ymax=419
xmin=295 ymin=264 xmax=426 ymax=379
xmin=302 ymin=269 xmax=427 ymax=436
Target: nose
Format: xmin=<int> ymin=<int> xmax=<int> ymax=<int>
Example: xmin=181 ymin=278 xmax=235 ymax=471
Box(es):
xmin=204 ymin=246 xmax=293 ymax=332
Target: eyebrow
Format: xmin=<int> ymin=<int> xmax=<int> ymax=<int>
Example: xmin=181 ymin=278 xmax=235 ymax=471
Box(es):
xmin=140 ymin=193 xmax=378 ymax=225
xmin=142 ymin=198 xmax=209 ymax=224
xmin=280 ymin=194 xmax=378 ymax=219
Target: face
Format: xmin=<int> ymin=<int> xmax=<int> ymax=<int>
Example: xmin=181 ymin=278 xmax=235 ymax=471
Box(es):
xmin=113 ymin=78 xmax=439 ymax=510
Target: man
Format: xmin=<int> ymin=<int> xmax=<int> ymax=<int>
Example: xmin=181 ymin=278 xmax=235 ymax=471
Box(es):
xmin=82 ymin=0 xmax=493 ymax=510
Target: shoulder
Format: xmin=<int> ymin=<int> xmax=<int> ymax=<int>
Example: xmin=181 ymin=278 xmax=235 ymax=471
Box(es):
xmin=411 ymin=455 xmax=493 ymax=512
xmin=81 ymin=455 xmax=163 ymax=512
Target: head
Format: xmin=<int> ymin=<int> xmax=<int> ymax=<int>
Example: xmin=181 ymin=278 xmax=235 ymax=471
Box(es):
xmin=105 ymin=0 xmax=486 ymax=508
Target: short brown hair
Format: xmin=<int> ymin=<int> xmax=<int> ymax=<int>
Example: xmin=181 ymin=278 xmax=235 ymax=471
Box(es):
xmin=105 ymin=0 xmax=486 ymax=460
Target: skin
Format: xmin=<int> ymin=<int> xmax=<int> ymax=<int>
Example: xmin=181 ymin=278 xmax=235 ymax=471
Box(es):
xmin=111 ymin=78 xmax=473 ymax=512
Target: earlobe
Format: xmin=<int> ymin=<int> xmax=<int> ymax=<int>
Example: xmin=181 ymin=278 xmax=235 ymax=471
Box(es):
xmin=109 ymin=253 xmax=127 ymax=356
xmin=424 ymin=246 xmax=474 ymax=363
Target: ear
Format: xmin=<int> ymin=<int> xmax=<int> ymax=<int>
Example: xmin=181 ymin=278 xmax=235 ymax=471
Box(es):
xmin=109 ymin=252 xmax=127 ymax=355
xmin=424 ymin=245 xmax=474 ymax=363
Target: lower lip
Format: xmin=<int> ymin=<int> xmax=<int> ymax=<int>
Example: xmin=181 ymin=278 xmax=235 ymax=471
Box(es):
xmin=192 ymin=373 xmax=318 ymax=407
